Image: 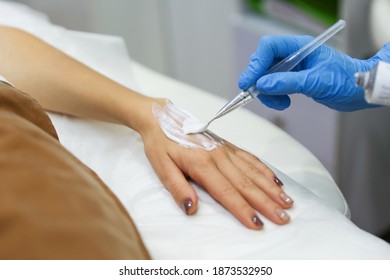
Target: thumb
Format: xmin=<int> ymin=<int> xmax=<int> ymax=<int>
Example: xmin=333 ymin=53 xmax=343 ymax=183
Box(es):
xmin=148 ymin=151 xmax=199 ymax=215
xmin=162 ymin=166 xmax=199 ymax=215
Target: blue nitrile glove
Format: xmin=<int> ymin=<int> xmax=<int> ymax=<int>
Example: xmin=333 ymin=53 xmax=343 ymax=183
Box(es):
xmin=238 ymin=35 xmax=390 ymax=111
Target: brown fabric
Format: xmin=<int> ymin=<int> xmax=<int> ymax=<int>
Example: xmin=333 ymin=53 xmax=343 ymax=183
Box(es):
xmin=0 ymin=83 xmax=150 ymax=259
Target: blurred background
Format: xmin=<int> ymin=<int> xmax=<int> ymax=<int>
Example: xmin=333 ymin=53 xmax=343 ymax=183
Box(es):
xmin=8 ymin=0 xmax=390 ymax=241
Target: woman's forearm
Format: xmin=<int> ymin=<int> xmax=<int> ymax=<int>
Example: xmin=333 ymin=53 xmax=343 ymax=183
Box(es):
xmin=0 ymin=26 xmax=158 ymax=133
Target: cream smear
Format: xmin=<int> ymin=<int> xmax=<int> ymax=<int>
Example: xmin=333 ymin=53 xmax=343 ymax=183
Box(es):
xmin=182 ymin=118 xmax=208 ymax=134
xmin=152 ymin=101 xmax=223 ymax=150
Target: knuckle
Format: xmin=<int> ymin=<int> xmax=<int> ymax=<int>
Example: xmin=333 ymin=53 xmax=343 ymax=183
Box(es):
xmin=193 ymin=150 xmax=214 ymax=170
xmin=233 ymin=149 xmax=244 ymax=157
xmin=215 ymin=186 xmax=237 ymax=201
xmin=236 ymin=149 xmax=258 ymax=162
xmin=245 ymin=164 xmax=259 ymax=178
xmin=213 ymin=146 xmax=229 ymax=158
xmin=238 ymin=176 xmax=255 ymax=191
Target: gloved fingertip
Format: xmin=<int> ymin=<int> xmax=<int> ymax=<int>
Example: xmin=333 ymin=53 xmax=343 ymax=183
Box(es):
xmin=238 ymin=71 xmax=252 ymax=90
xmin=258 ymin=94 xmax=291 ymax=110
xmin=237 ymin=80 xmax=248 ymax=91
xmin=279 ymin=95 xmax=291 ymax=109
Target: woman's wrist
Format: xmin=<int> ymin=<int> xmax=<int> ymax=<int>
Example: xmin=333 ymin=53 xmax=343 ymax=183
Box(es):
xmin=117 ymin=92 xmax=165 ymax=135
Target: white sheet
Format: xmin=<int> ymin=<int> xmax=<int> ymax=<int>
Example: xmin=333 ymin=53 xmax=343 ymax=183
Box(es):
xmin=48 ymin=113 xmax=390 ymax=259
xmin=1 ymin=1 xmax=390 ymax=259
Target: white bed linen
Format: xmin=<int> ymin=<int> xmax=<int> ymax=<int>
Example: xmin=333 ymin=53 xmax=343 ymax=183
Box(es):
xmin=1 ymin=1 xmax=390 ymax=259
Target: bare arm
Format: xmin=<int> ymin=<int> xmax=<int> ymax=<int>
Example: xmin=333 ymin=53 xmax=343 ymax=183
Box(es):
xmin=0 ymin=26 xmax=157 ymax=132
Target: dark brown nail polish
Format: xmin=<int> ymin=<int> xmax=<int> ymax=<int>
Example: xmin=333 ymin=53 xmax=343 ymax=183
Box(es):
xmin=183 ymin=199 xmax=193 ymax=214
xmin=273 ymin=176 xmax=284 ymax=187
xmin=252 ymin=215 xmax=264 ymax=227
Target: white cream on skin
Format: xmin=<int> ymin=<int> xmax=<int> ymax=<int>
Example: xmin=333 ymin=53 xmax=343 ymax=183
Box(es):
xmin=152 ymin=101 xmax=223 ymax=150
xmin=182 ymin=118 xmax=208 ymax=134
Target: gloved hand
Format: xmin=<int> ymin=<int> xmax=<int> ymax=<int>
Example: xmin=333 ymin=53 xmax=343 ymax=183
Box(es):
xmin=238 ymin=35 xmax=390 ymax=111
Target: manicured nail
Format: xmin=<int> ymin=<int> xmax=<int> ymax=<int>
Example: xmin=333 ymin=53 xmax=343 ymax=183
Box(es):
xmin=252 ymin=215 xmax=264 ymax=227
xmin=276 ymin=208 xmax=290 ymax=222
xmin=182 ymin=198 xmax=193 ymax=214
xmin=273 ymin=176 xmax=284 ymax=187
xmin=280 ymin=192 xmax=294 ymax=205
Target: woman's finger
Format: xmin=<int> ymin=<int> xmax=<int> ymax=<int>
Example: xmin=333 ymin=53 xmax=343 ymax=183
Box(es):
xmin=227 ymin=150 xmax=293 ymax=209
xmin=145 ymin=147 xmax=198 ymax=215
xmin=177 ymin=148 xmax=264 ymax=230
xmin=213 ymin=147 xmax=291 ymax=224
xmin=223 ymin=141 xmax=284 ymax=187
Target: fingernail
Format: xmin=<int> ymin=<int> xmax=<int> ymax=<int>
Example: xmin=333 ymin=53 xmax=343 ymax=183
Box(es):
xmin=276 ymin=208 xmax=290 ymax=222
xmin=280 ymin=192 xmax=294 ymax=205
xmin=182 ymin=198 xmax=193 ymax=214
xmin=252 ymin=215 xmax=264 ymax=227
xmin=273 ymin=176 xmax=284 ymax=187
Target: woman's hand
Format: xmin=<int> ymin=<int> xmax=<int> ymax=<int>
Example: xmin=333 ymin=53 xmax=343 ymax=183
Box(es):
xmin=139 ymin=100 xmax=293 ymax=230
